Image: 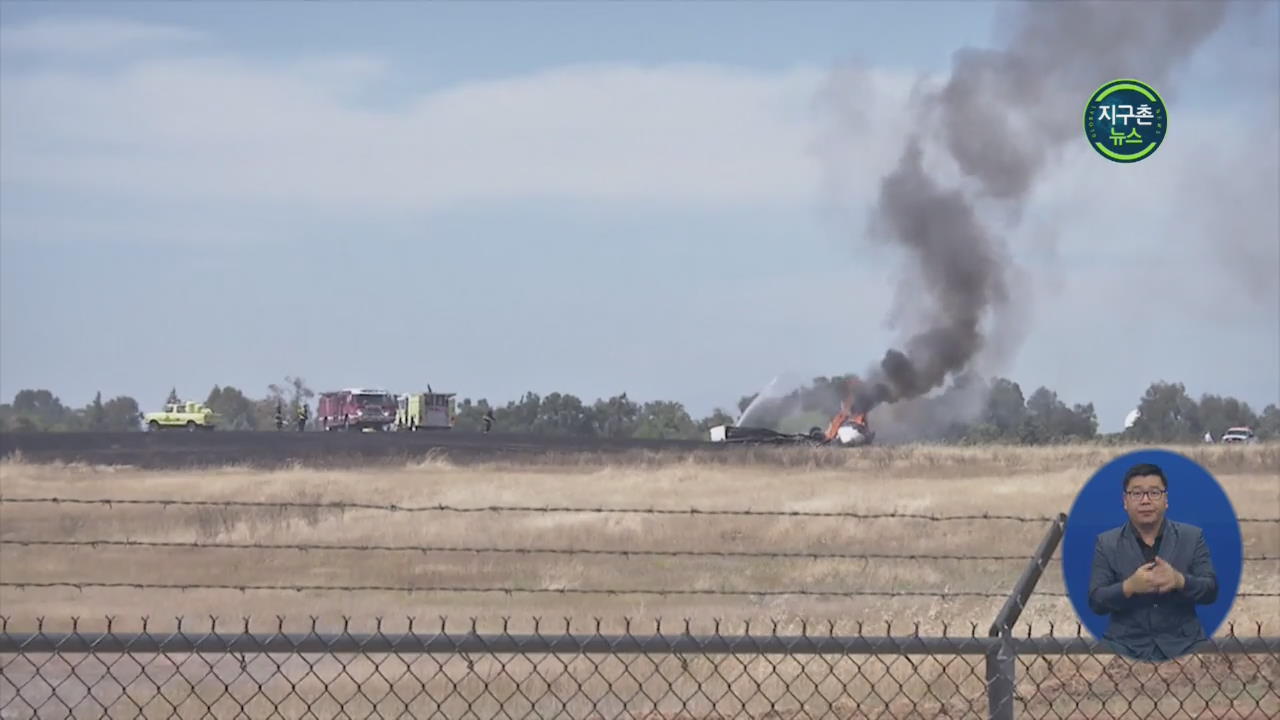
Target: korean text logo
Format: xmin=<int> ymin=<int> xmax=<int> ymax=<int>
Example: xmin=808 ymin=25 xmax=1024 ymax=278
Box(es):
xmin=1084 ymin=79 xmax=1167 ymax=163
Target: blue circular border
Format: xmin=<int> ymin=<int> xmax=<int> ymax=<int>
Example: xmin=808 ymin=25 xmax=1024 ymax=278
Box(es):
xmin=1061 ymin=449 xmax=1242 ymax=642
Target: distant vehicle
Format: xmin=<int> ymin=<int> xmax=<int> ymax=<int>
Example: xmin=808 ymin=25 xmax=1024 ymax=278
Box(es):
xmin=1220 ymin=426 xmax=1257 ymax=444
xmin=396 ymin=392 xmax=456 ymax=431
xmin=144 ymin=401 xmax=218 ymax=431
xmin=317 ymin=389 xmax=398 ymax=432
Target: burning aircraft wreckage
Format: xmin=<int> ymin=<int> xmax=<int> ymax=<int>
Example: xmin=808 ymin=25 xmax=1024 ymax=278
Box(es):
xmin=709 ymin=377 xmax=875 ymax=448
xmin=703 ymin=3 xmax=1235 ymax=448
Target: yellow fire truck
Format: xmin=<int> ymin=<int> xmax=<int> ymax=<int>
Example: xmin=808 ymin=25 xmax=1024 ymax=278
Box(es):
xmin=396 ymin=392 xmax=455 ymax=431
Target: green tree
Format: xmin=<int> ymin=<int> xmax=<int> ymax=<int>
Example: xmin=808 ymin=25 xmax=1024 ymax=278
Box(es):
xmin=529 ymin=392 xmax=595 ymax=436
xmin=451 ymin=398 xmax=492 ymax=432
xmin=1127 ymin=381 xmax=1201 ymax=442
xmin=1256 ymin=404 xmax=1280 ymax=441
xmin=206 ymin=385 xmax=257 ymax=430
xmin=1196 ymin=394 xmax=1259 ymax=440
xmin=632 ymin=401 xmax=698 ymax=439
xmin=101 ymin=396 xmax=141 ymax=431
xmin=1066 ymin=402 xmax=1099 ymax=440
xmin=13 ymin=390 xmax=68 ymax=423
xmin=593 ymin=393 xmax=640 ymax=438
xmin=983 ymin=377 xmax=1026 ymax=438
xmin=1018 ymin=387 xmax=1098 ymax=443
xmin=697 ymin=408 xmax=738 ymax=433
xmin=499 ymin=391 xmax=543 ymax=433
xmin=87 ymin=391 xmax=107 ymax=430
xmin=10 ymin=389 xmax=76 ymax=430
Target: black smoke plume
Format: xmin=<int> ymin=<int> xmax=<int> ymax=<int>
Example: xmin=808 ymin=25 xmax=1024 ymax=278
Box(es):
xmin=850 ymin=1 xmax=1229 ymax=415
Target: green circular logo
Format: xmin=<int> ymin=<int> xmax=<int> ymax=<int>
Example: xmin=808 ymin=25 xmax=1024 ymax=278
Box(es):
xmin=1084 ymin=78 xmax=1167 ymax=163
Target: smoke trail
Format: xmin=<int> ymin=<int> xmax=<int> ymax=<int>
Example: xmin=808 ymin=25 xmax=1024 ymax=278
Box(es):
xmin=852 ymin=1 xmax=1230 ymax=413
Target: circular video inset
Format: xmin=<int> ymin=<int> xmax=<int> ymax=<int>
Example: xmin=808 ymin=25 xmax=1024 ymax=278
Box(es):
xmin=1061 ymin=449 xmax=1242 ymax=662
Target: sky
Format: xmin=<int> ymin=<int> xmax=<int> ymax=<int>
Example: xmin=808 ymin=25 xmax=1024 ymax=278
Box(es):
xmin=1 ymin=1 xmax=1277 ymax=433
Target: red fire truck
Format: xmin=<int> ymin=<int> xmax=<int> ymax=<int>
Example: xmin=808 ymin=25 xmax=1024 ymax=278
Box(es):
xmin=317 ymin=388 xmax=399 ymax=432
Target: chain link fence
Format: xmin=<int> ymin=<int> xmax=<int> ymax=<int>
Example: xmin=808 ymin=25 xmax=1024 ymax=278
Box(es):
xmin=2 ymin=617 xmax=1278 ymax=719
xmin=2 ymin=498 xmax=1277 ymax=718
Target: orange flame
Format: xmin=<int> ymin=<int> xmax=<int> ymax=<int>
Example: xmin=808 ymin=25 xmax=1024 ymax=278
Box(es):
xmin=823 ymin=377 xmax=870 ymax=441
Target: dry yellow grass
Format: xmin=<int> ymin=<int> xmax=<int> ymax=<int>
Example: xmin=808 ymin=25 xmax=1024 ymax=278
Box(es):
xmin=1 ymin=444 xmax=1277 ymax=719
xmin=1 ymin=443 xmax=1275 ymax=636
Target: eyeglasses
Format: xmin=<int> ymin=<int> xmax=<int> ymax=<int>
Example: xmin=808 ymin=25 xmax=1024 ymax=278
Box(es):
xmin=1126 ymin=489 xmax=1166 ymax=500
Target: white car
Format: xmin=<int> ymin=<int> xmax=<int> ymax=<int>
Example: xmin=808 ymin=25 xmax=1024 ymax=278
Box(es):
xmin=1220 ymin=427 xmax=1257 ymax=444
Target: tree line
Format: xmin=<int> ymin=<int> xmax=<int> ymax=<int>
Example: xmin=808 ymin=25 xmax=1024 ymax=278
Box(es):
xmin=0 ymin=376 xmax=1274 ymax=444
xmin=0 ymin=378 xmax=314 ymax=434
xmin=933 ymin=378 xmax=1276 ymax=445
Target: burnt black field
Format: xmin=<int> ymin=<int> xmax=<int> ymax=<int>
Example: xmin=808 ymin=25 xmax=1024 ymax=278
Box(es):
xmin=0 ymin=430 xmax=726 ymax=469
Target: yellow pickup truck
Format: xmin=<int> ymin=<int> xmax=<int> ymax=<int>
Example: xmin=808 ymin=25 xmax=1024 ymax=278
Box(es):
xmin=144 ymin=401 xmax=218 ymax=431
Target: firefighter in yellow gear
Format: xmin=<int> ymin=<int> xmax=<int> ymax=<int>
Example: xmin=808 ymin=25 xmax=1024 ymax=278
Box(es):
xmin=297 ymin=403 xmax=309 ymax=432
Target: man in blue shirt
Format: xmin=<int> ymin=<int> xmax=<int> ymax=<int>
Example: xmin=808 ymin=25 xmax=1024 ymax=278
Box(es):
xmin=1088 ymin=462 xmax=1219 ymax=661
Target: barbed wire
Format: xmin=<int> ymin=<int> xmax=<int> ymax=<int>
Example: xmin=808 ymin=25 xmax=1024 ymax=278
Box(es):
xmin=2 ymin=538 xmax=1274 ymax=562
xmin=0 ymin=496 xmax=1065 ymax=521
xmin=4 ymin=496 xmax=1277 ymax=522
xmin=4 ymin=538 xmax=1017 ymax=561
xmin=0 ymin=581 xmax=1062 ymax=598
xmin=0 ymin=538 xmax=1038 ymax=561
xmin=3 ymin=580 xmax=1275 ymax=599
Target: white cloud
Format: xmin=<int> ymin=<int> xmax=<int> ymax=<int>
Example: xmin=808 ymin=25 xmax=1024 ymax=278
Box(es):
xmin=0 ymin=16 xmax=204 ymax=56
xmin=2 ymin=52 xmax=883 ymax=213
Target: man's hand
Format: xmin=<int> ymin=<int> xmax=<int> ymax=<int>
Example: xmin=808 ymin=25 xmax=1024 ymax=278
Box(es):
xmin=1149 ymin=556 xmax=1185 ymax=593
xmin=1123 ymin=563 xmax=1160 ymax=597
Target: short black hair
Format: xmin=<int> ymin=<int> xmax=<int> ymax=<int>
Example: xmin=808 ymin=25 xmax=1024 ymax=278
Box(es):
xmin=1123 ymin=463 xmax=1167 ymax=492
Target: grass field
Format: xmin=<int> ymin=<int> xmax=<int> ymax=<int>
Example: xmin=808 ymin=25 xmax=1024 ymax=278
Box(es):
xmin=1 ymin=442 xmax=1275 ymax=635
xmin=2 ymin=443 xmax=1277 ymax=719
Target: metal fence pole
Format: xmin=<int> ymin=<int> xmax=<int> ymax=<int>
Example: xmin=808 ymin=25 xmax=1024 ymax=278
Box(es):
xmin=986 ymin=512 xmax=1067 ymax=719
xmin=986 ymin=632 xmax=1017 ymax=720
